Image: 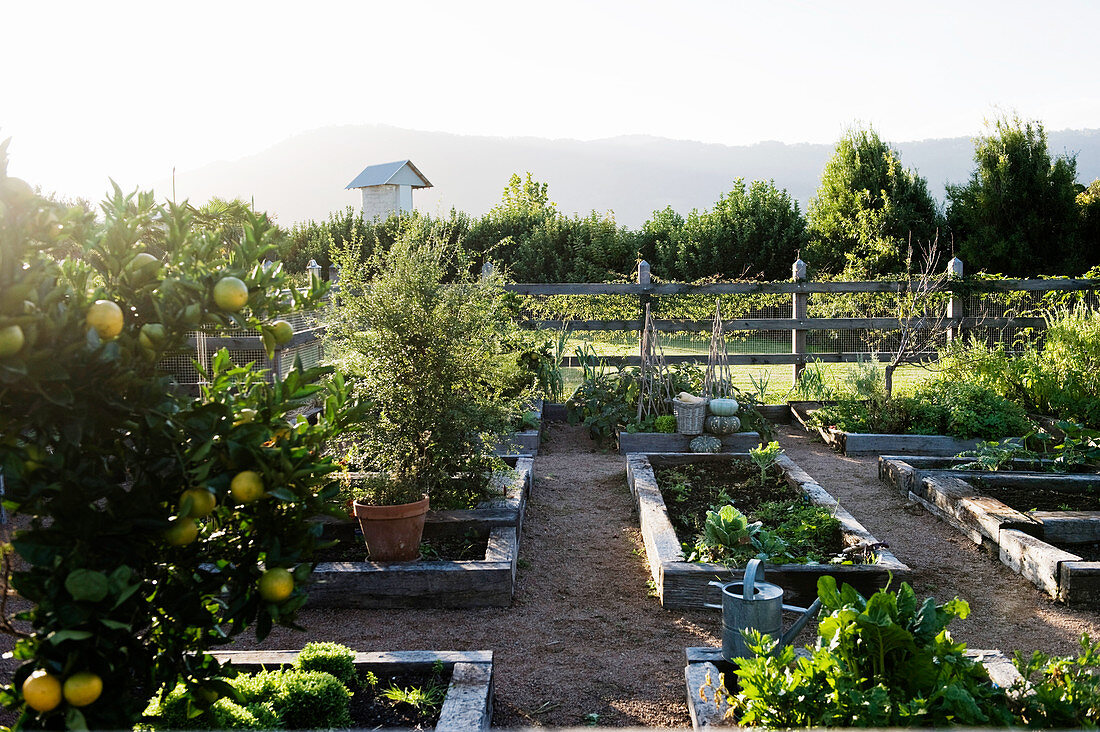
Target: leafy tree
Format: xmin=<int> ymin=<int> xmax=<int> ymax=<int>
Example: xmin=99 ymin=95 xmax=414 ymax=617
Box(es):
xmin=659 ymin=179 xmax=806 ymax=281
xmin=806 ymin=128 xmax=941 ymax=278
xmin=0 ymin=140 xmax=362 ymax=729
xmin=946 ymin=116 xmax=1082 ymax=276
xmin=1076 ymin=178 xmax=1100 ymax=271
xmin=635 ymin=205 xmax=684 ymax=270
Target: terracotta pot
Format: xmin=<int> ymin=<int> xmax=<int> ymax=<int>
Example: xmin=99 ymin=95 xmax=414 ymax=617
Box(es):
xmin=351 ymin=495 xmax=429 ymax=562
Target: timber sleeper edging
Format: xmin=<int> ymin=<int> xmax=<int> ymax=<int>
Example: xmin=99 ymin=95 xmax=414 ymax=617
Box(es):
xmin=791 ymin=402 xmax=987 ymax=456
xmin=308 ymin=458 xmax=532 ymax=609
xmin=625 ymin=452 xmax=907 ymax=609
xmin=880 ymin=455 xmax=1100 ymax=605
xmin=213 ymin=649 xmax=494 ymax=731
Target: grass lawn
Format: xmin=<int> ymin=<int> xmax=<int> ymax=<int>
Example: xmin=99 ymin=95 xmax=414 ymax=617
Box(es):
xmin=558 ymin=332 xmax=936 ymax=403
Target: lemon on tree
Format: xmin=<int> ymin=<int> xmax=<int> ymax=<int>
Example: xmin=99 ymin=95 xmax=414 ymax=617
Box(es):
xmin=22 ymin=669 xmax=62 ymax=713
xmin=0 ymin=323 xmax=24 ymax=357
xmin=138 ymin=322 xmax=167 ymax=359
xmin=271 ymin=319 xmax=294 ymax=345
xmin=126 ymin=252 xmax=160 ymax=283
xmin=179 ymin=488 xmax=216 ymax=518
xmin=258 ymin=568 xmax=294 ymax=603
xmin=213 ymin=276 xmax=249 ymax=311
xmin=62 ymin=671 xmax=103 ymax=707
xmin=85 ymin=300 xmax=124 ymax=339
xmin=230 ymin=470 xmax=265 ymax=503
xmin=163 ymin=517 xmax=199 ymax=546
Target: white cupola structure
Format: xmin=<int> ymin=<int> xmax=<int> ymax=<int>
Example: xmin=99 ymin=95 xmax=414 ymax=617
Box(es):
xmin=345 ymin=160 xmax=432 ymax=219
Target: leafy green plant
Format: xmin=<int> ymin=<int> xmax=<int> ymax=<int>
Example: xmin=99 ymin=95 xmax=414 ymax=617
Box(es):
xmin=0 ymin=144 xmax=363 ymax=729
xmin=654 ymin=415 xmax=678 ymax=433
xmin=704 ymin=505 xmax=762 ymax=550
xmin=790 ymin=359 xmax=834 ymax=401
xmin=953 ymin=439 xmax=1039 ymax=472
xmin=721 ymin=577 xmax=1015 ymax=727
xmin=326 ymin=226 xmax=521 ymax=509
xmin=294 ymin=642 xmax=357 ymax=688
xmin=748 ymin=441 xmax=783 ymax=483
xmin=379 ymin=660 xmax=448 ymax=714
xmin=1012 ymin=634 xmax=1100 ymax=727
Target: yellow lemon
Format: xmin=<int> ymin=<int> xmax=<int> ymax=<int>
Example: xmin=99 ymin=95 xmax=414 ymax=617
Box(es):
xmin=230 ymin=470 xmax=265 ymax=503
xmin=164 ymin=517 xmax=199 ymax=546
xmin=258 ymin=568 xmax=294 ymax=603
xmin=62 ymin=671 xmax=103 ymax=707
xmin=179 ymin=488 xmax=216 ymax=518
xmin=86 ymin=300 xmax=124 ymax=339
xmin=213 ymin=276 xmax=249 ymax=312
xmin=0 ymin=324 xmax=25 ymax=357
xmin=271 ymin=320 xmax=294 ymax=345
xmin=22 ymin=669 xmax=62 ymax=712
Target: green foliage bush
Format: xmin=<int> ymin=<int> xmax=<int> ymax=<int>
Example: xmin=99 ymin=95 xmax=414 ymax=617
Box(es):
xmin=811 ymin=375 xmax=1032 ymax=440
xmin=325 ymin=225 xmax=521 ymax=508
xmin=725 ymin=577 xmax=1015 ymax=727
xmin=806 ymin=127 xmax=942 ymax=278
xmin=655 ymin=179 xmax=806 ymax=281
xmin=295 ymin=642 xmax=357 ymax=688
xmin=937 ymin=306 xmax=1100 ymax=428
xmin=947 ymin=116 xmax=1085 ymax=276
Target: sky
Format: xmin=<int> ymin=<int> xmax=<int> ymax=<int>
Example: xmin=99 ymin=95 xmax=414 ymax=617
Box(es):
xmin=3 ymin=0 xmax=1099 ymax=203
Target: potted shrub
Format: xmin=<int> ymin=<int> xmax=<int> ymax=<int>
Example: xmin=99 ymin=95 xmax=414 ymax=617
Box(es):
xmin=325 ymin=224 xmax=526 ymax=560
xmin=343 ymin=474 xmax=429 ymax=562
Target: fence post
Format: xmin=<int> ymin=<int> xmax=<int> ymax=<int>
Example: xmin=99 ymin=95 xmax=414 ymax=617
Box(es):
xmin=791 ymin=258 xmax=807 ymax=386
xmin=638 ymin=260 xmax=651 ymax=358
xmin=946 ymin=257 xmax=964 ymax=344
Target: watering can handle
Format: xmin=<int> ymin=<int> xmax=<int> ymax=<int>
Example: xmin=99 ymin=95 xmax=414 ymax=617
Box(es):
xmin=703 ymin=581 xmax=724 ymax=610
xmin=743 ymin=558 xmax=764 ymax=600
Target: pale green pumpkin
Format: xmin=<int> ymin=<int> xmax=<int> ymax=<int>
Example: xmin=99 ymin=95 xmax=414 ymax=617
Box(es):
xmin=705 ymin=415 xmax=741 ymax=436
xmin=708 ymin=398 xmax=739 ymax=416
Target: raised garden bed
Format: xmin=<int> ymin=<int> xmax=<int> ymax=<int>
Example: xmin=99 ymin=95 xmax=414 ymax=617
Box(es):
xmin=791 ymin=400 xmax=986 ymax=456
xmin=880 ymin=455 xmax=1100 ymax=605
xmin=624 ymin=453 xmax=907 ymax=608
xmin=213 ymin=649 xmax=493 ymax=731
xmin=683 ymin=646 xmax=1021 ymax=730
xmin=494 ymin=399 xmax=543 ymax=456
xmin=308 ymin=457 xmax=533 ymax=608
xmin=617 ymin=430 xmax=762 ymax=455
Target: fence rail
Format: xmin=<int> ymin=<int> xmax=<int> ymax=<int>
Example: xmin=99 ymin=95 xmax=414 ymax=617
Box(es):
xmin=505 ymin=259 xmax=1100 ymax=383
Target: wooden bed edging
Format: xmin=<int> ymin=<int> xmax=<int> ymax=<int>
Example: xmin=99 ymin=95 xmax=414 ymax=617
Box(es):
xmin=880 ymin=456 xmax=1100 ymax=605
xmin=308 ymin=458 xmax=532 ymax=609
xmin=791 ymin=402 xmax=989 ymax=456
xmin=617 ymin=431 xmax=762 ymax=455
xmin=683 ymin=646 xmax=1021 ymax=730
xmin=624 ymin=453 xmax=908 ymax=609
xmin=495 ymin=400 xmax=543 ymax=457
xmin=212 ymin=649 xmax=493 ymax=731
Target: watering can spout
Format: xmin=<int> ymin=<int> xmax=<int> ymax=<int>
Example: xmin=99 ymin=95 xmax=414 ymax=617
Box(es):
xmin=779 ymin=597 xmax=822 ymax=647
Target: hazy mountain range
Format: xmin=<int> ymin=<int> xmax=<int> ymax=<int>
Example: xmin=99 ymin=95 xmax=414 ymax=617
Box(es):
xmin=157 ymin=125 xmax=1100 ymax=229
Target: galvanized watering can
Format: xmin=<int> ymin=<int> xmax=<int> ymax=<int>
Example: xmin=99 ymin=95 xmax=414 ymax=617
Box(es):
xmin=703 ymin=558 xmax=822 ymax=662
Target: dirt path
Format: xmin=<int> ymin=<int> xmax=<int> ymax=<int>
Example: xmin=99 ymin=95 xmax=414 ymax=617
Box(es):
xmin=235 ymin=424 xmax=722 ymax=728
xmin=774 ymin=424 xmax=1100 ymax=656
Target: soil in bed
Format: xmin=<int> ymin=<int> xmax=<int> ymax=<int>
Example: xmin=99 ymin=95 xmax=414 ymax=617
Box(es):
xmin=1052 ymin=541 xmax=1100 ymax=561
xmin=970 ymin=477 xmax=1100 ymax=512
xmin=315 ymin=524 xmax=488 ymax=563
xmin=347 ymin=664 xmax=451 ymax=730
xmin=654 ymin=460 xmax=845 ymax=564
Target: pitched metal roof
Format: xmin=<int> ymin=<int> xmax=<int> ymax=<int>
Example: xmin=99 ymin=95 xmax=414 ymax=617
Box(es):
xmin=344 ymin=160 xmax=432 ymax=190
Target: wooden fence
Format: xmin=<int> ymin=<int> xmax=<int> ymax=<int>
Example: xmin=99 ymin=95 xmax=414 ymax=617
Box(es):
xmin=504 ymin=258 xmax=1100 ymax=384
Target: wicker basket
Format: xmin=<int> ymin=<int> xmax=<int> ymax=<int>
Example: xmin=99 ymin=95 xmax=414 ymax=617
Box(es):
xmin=672 ymin=397 xmax=707 ymax=435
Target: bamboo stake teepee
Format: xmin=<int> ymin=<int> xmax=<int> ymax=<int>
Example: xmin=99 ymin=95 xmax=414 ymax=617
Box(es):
xmin=637 ymin=303 xmax=673 ymax=422
xmin=704 ymin=299 xmax=735 ymax=400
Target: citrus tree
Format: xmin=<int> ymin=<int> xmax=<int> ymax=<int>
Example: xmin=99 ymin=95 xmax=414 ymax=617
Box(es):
xmin=0 ymin=139 xmax=363 ymax=729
